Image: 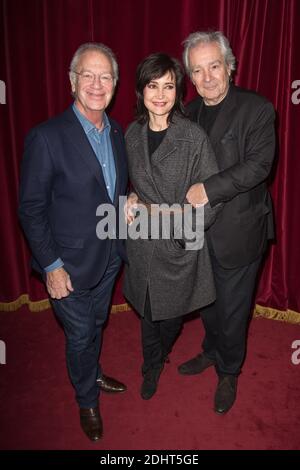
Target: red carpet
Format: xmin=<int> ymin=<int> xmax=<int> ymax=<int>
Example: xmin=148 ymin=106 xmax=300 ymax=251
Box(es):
xmin=0 ymin=306 xmax=300 ymax=450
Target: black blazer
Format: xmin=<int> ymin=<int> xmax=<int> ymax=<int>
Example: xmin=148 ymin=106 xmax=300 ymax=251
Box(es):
xmin=187 ymin=85 xmax=276 ymax=268
xmin=19 ymin=106 xmax=128 ymax=288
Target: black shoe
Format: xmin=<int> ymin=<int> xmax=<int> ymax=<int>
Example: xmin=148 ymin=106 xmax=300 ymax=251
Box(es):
xmin=178 ymin=353 xmax=216 ymax=375
xmin=214 ymin=375 xmax=237 ymax=414
xmin=141 ymin=365 xmax=163 ymax=400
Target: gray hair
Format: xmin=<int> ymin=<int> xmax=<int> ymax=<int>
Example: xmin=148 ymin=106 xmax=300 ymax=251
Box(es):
xmin=182 ymin=31 xmax=236 ymax=76
xmin=69 ymin=42 xmax=119 ymax=86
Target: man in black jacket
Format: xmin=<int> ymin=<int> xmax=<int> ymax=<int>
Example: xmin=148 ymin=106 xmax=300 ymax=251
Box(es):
xmin=178 ymin=31 xmax=275 ymax=414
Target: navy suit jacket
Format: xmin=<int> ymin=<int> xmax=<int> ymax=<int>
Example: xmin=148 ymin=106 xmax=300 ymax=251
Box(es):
xmin=19 ymin=106 xmax=128 ymax=289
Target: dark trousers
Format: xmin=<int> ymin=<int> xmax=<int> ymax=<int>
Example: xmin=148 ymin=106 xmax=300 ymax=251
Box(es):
xmin=141 ymin=290 xmax=182 ymax=373
xmin=51 ymin=242 xmax=121 ymax=408
xmin=201 ymin=251 xmax=261 ymax=376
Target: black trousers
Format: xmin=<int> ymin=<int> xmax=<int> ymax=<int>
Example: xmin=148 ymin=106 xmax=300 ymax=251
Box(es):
xmin=201 ymin=250 xmax=262 ymax=376
xmin=141 ymin=290 xmax=182 ymax=373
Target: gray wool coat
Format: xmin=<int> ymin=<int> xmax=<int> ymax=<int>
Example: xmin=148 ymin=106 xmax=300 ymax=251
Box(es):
xmin=123 ymin=113 xmax=219 ymax=321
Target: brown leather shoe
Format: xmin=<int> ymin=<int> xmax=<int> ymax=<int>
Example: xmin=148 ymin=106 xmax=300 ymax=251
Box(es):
xmin=96 ymin=374 xmax=127 ymax=393
xmin=79 ymin=407 xmax=103 ymax=441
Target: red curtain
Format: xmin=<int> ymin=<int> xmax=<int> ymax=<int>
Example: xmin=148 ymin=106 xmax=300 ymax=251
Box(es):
xmin=0 ymin=0 xmax=299 ymax=321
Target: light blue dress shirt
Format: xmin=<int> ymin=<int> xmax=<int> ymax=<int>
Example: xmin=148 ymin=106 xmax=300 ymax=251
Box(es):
xmin=72 ymin=103 xmax=116 ymax=201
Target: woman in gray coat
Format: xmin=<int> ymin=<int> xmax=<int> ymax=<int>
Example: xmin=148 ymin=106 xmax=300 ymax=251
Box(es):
xmin=124 ymin=53 xmax=219 ymax=400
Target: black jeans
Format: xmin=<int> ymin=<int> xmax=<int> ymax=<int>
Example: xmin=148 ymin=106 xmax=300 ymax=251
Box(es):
xmin=141 ymin=290 xmax=182 ymax=374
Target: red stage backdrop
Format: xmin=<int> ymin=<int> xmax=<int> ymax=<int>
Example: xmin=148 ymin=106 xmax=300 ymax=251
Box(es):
xmin=0 ymin=0 xmax=299 ymax=322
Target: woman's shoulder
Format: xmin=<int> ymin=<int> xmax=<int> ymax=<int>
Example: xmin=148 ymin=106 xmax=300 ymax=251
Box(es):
xmin=172 ymin=113 xmax=209 ymax=141
xmin=125 ymin=120 xmax=143 ymax=141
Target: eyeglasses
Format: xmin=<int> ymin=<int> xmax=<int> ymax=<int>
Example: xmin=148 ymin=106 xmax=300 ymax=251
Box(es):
xmin=73 ymin=71 xmax=114 ymax=85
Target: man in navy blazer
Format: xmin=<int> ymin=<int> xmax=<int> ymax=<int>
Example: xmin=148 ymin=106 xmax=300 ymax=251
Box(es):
xmin=19 ymin=43 xmax=128 ymax=441
xmin=178 ymin=32 xmax=275 ymax=414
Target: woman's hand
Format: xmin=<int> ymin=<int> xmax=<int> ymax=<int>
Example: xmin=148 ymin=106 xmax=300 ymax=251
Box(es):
xmin=124 ymin=192 xmax=139 ymax=224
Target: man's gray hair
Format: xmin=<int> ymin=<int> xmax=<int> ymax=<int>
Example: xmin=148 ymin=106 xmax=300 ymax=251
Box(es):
xmin=69 ymin=42 xmax=119 ymax=85
xmin=182 ymin=31 xmax=236 ymax=76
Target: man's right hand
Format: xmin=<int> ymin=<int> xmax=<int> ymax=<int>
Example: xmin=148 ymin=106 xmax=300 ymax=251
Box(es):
xmin=46 ymin=267 xmax=74 ymax=299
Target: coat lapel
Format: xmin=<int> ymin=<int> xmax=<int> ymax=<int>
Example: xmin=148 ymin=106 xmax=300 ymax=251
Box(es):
xmin=151 ymin=129 xmax=177 ymax=165
xmin=140 ymin=123 xmax=154 ymax=180
xmin=109 ymin=122 xmax=123 ymax=205
xmin=128 ymin=116 xmax=186 ymax=202
xmin=131 ymin=122 xmax=161 ymax=198
xmin=63 ymin=107 xmax=109 ymax=191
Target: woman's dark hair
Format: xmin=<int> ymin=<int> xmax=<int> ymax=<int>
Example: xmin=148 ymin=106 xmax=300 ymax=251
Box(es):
xmin=135 ymin=52 xmax=186 ymax=124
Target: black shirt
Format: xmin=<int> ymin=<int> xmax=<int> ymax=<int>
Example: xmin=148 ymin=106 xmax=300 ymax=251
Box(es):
xmin=148 ymin=127 xmax=167 ymax=156
xmin=199 ymin=100 xmax=224 ymax=135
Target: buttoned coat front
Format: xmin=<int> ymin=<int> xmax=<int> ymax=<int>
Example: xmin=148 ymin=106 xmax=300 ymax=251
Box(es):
xmin=123 ymin=114 xmax=219 ymax=321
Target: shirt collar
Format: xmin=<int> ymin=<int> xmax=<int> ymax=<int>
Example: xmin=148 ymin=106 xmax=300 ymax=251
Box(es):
xmin=72 ymin=102 xmax=111 ymax=135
